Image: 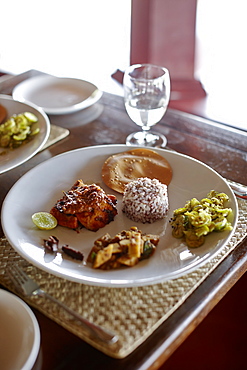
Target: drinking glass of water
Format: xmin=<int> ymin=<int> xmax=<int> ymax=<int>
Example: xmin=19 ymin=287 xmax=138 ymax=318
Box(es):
xmin=123 ymin=64 xmax=170 ymax=147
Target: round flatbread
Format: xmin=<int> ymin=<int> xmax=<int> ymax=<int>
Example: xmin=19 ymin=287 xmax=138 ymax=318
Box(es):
xmin=102 ymin=148 xmax=173 ymax=193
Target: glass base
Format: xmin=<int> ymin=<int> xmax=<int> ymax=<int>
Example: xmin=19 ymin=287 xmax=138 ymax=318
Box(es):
xmin=126 ymin=131 xmax=167 ymax=148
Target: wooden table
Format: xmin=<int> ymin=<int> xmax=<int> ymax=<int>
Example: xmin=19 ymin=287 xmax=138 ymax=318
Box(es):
xmin=0 ymin=70 xmax=246 ymax=370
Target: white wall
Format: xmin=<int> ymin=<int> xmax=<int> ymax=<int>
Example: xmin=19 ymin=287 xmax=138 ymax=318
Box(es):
xmin=0 ymin=0 xmax=131 ymax=94
xmin=195 ymin=0 xmax=247 ymax=128
xmin=196 ymin=0 xmax=247 ymax=91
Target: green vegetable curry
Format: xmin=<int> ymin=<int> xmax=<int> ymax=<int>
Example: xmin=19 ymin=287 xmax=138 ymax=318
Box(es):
xmin=0 ymin=111 xmax=39 ymax=149
xmin=170 ymin=190 xmax=233 ymax=248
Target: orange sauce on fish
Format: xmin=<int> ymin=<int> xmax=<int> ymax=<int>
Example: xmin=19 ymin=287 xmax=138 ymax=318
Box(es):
xmin=0 ymin=104 xmax=7 ymax=124
xmin=102 ymin=148 xmax=173 ymax=193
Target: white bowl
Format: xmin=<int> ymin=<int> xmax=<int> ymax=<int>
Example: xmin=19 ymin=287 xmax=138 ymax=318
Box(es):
xmin=0 ymin=289 xmax=40 ymax=370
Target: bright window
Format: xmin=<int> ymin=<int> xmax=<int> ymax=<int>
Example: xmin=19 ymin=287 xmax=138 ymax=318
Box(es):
xmin=0 ymin=0 xmax=131 ymax=94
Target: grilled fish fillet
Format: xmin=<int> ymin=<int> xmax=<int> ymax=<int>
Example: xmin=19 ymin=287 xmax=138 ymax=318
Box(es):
xmin=50 ymin=180 xmax=118 ymax=231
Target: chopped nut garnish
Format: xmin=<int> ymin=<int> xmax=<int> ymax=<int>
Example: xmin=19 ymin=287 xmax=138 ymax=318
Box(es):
xmin=43 ymin=235 xmax=59 ymax=252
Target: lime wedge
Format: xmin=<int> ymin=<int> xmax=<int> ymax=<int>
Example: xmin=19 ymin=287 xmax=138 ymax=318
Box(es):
xmin=32 ymin=212 xmax=57 ymax=230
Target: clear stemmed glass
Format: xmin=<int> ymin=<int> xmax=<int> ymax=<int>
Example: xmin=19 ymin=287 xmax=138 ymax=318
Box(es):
xmin=123 ymin=63 xmax=170 ymax=147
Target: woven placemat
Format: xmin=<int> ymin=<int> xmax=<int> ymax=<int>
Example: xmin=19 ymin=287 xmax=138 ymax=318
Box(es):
xmin=41 ymin=124 xmax=70 ymax=151
xmin=0 ymin=197 xmax=246 ymax=358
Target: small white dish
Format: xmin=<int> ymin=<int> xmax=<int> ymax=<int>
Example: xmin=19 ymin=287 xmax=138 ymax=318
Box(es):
xmin=0 ymin=94 xmax=50 ymax=174
xmin=13 ymin=75 xmax=103 ymax=114
xmin=1 ymin=144 xmax=238 ymax=287
xmin=0 ymin=289 xmax=40 ymax=370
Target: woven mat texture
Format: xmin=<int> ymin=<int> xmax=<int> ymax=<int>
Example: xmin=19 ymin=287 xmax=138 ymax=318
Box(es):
xmin=0 ymin=198 xmax=246 ymax=358
xmin=41 ymin=124 xmax=69 ymax=151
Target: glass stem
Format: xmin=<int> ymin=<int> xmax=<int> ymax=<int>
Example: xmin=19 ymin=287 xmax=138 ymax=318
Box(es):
xmin=142 ymin=125 xmax=150 ymax=132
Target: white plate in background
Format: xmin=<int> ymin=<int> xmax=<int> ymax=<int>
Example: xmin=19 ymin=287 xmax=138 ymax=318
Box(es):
xmin=1 ymin=145 xmax=238 ymax=287
xmin=13 ymin=75 xmax=103 ymax=114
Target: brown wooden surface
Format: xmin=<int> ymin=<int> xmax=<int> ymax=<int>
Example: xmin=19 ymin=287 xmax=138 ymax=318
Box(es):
xmin=0 ymin=70 xmax=247 ymax=370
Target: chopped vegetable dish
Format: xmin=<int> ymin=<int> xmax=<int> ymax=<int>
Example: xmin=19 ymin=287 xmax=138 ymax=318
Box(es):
xmin=0 ymin=112 xmax=39 ymax=149
xmin=87 ymin=226 xmax=159 ymax=269
xmin=170 ymin=190 xmax=233 ymax=247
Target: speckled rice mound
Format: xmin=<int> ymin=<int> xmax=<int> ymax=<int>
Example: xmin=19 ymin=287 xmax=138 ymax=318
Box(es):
xmin=122 ymin=177 xmax=169 ymax=223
